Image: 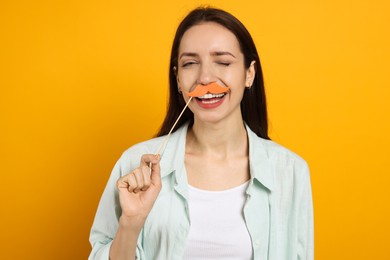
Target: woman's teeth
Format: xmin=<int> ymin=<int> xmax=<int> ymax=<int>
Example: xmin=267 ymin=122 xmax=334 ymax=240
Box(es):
xmin=196 ymin=93 xmax=226 ymax=104
xmin=198 ymin=93 xmax=225 ymax=99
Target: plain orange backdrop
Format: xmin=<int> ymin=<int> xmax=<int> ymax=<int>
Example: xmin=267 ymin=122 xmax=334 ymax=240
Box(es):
xmin=1 ymin=0 xmax=389 ymax=259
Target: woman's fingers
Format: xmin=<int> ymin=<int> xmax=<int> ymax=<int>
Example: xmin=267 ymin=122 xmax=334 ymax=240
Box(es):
xmin=128 ymin=171 xmax=140 ymax=193
xmin=140 ymin=154 xmax=161 ymax=187
xmin=133 ymin=166 xmax=152 ymax=193
xmin=117 ymin=166 xmax=152 ymax=193
xmin=116 ymin=155 xmax=162 ymax=220
xmin=116 ymin=154 xmax=161 ymax=195
xmin=141 ymin=166 xmax=152 ymax=191
xmin=117 ymin=172 xmax=136 ymax=193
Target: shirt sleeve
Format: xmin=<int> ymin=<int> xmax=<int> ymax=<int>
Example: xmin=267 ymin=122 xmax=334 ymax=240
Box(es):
xmin=88 ymin=159 xmax=122 ymax=260
xmin=88 ymin=156 xmax=146 ymax=260
xmin=297 ymin=163 xmax=314 ymax=260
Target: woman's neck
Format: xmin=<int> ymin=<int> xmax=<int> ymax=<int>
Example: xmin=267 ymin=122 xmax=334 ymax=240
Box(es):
xmin=186 ymin=118 xmax=248 ymax=159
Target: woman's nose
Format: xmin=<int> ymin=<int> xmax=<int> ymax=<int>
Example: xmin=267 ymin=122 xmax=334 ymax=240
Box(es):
xmin=197 ymin=63 xmax=216 ymax=85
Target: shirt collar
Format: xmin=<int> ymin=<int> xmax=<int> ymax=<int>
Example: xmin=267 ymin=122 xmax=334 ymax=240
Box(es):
xmin=246 ymin=124 xmax=275 ymax=191
xmin=159 ymin=122 xmax=274 ymax=191
xmin=159 ymin=123 xmax=189 ymax=181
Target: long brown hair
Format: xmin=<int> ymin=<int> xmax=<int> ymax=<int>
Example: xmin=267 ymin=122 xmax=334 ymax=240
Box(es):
xmin=156 ymin=7 xmax=269 ymax=140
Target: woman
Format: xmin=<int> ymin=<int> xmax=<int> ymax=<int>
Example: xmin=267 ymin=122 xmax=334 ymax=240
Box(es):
xmin=89 ymin=7 xmax=314 ymax=260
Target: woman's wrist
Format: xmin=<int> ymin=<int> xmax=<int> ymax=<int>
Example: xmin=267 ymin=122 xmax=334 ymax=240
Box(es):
xmin=119 ymin=215 xmax=145 ymax=233
xmin=110 ymin=216 xmax=142 ymax=260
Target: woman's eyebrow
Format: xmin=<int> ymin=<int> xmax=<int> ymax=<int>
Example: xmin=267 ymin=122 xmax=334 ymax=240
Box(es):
xmin=179 ymin=51 xmax=236 ymax=59
xmin=179 ymin=52 xmax=199 ymax=59
xmin=211 ymin=51 xmax=236 ymax=58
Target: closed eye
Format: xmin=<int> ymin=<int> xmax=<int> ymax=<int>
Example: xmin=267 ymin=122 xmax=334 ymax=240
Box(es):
xmin=217 ymin=62 xmax=231 ymax=66
xmin=181 ymin=61 xmax=198 ymax=67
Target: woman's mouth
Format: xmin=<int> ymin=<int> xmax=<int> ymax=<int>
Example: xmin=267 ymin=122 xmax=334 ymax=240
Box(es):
xmin=197 ymin=93 xmax=225 ymax=103
xmin=195 ymin=92 xmax=227 ymax=108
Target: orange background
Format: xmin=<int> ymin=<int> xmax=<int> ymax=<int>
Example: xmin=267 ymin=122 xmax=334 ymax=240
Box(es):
xmin=1 ymin=0 xmax=389 ymax=259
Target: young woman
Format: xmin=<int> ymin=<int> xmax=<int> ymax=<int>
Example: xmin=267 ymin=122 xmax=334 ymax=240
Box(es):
xmin=89 ymin=7 xmax=314 ymax=260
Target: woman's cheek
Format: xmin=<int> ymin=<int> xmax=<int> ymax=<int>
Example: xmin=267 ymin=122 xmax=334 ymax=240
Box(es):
xmin=179 ymin=71 xmax=197 ymax=87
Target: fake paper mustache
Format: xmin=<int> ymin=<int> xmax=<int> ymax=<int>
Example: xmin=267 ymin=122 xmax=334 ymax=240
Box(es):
xmin=186 ymin=82 xmax=230 ymax=97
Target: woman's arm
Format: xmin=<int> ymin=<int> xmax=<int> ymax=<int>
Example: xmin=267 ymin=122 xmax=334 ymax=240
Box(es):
xmin=109 ymin=154 xmax=161 ymax=260
xmin=89 ymin=154 xmax=161 ymax=260
xmin=109 ymin=216 xmax=144 ymax=260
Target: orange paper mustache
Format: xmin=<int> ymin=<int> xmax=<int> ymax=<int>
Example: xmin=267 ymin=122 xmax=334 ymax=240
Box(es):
xmin=186 ymin=82 xmax=230 ymax=97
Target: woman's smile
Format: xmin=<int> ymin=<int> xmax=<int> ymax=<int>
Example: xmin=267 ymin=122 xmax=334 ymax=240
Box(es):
xmin=195 ymin=92 xmax=227 ymax=109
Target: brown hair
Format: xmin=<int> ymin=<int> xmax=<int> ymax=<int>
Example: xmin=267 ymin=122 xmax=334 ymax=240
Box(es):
xmin=156 ymin=6 xmax=269 ymax=140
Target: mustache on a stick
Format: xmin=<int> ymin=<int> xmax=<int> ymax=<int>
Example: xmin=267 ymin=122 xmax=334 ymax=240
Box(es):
xmin=186 ymin=82 xmax=230 ymax=97
xmin=153 ymin=82 xmax=228 ymax=159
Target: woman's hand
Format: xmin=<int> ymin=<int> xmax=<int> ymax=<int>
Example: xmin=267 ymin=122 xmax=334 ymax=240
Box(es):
xmin=116 ymin=154 xmax=162 ymax=230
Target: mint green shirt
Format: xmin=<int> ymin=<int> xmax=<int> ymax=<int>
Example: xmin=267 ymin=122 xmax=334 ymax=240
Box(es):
xmin=89 ymin=123 xmax=314 ymax=260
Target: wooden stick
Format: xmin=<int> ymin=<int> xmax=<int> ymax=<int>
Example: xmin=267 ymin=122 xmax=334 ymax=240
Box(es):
xmin=149 ymin=97 xmax=192 ymax=174
xmin=155 ymin=96 xmax=193 ymax=156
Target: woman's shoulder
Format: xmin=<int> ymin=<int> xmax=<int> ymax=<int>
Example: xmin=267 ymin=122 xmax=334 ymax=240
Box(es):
xmin=261 ymin=138 xmax=306 ymax=164
xmin=250 ymin=136 xmax=311 ymax=196
xmin=123 ymin=135 xmax=165 ymax=157
xmin=112 ymin=135 xmax=166 ymax=175
xmin=248 ymin=129 xmax=309 ymax=175
xmin=116 ymin=125 xmax=187 ymax=173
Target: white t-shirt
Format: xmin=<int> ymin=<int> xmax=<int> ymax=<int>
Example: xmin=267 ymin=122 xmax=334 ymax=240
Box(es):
xmin=183 ymin=181 xmax=253 ymax=260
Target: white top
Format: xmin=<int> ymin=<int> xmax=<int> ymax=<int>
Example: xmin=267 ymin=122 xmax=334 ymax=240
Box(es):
xmin=183 ymin=181 xmax=253 ymax=260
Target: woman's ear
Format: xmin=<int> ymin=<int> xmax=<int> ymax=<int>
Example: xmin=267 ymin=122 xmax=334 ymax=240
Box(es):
xmin=174 ymin=66 xmax=180 ymax=83
xmin=173 ymin=66 xmax=182 ymax=93
xmin=245 ymin=61 xmax=256 ymax=88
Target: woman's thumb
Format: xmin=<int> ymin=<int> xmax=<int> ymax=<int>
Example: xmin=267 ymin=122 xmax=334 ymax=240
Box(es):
xmin=150 ymin=155 xmax=161 ymax=187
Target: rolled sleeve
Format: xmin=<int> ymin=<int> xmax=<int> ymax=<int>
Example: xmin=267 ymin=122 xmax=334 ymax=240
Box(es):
xmin=89 ymin=160 xmax=122 ymax=260
xmin=297 ymin=163 xmax=314 ymax=260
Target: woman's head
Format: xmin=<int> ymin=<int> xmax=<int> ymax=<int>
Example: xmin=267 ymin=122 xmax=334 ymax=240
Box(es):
xmin=157 ymin=6 xmax=269 ymax=139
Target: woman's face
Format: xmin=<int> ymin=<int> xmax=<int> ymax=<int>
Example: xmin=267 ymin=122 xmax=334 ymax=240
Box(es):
xmin=177 ymin=22 xmax=255 ymax=124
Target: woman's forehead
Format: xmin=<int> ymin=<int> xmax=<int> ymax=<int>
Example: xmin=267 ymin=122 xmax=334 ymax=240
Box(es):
xmin=179 ymin=22 xmax=241 ymax=55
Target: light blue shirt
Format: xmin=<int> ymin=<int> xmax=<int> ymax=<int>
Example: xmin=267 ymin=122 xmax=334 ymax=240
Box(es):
xmin=89 ymin=123 xmax=314 ymax=260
